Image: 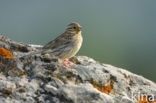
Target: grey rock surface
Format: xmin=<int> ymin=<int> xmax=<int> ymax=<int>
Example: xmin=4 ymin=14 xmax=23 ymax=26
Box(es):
xmin=0 ymin=35 xmax=156 ymax=103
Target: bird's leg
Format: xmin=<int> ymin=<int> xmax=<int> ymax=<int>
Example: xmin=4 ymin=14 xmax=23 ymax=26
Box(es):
xmin=63 ymin=58 xmax=74 ymax=68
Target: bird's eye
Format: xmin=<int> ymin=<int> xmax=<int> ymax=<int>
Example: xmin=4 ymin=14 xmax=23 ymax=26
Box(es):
xmin=73 ymin=27 xmax=76 ymax=29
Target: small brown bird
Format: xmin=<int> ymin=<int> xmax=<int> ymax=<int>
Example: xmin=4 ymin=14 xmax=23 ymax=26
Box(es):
xmin=42 ymin=22 xmax=83 ymax=67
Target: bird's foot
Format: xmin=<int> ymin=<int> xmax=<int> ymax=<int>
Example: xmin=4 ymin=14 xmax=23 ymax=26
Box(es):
xmin=63 ymin=59 xmax=74 ymax=68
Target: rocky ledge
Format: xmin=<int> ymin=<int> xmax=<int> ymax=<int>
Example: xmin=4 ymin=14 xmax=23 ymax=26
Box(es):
xmin=0 ymin=35 xmax=156 ymax=103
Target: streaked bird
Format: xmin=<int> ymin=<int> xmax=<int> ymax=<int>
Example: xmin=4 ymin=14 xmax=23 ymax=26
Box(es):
xmin=42 ymin=22 xmax=83 ymax=67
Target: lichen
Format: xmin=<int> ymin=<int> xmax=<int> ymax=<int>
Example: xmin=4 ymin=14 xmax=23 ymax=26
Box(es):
xmin=91 ymin=79 xmax=114 ymax=94
xmin=0 ymin=48 xmax=14 ymax=59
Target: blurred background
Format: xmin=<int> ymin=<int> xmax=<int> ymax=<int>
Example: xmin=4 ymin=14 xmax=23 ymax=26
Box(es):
xmin=0 ymin=0 xmax=156 ymax=82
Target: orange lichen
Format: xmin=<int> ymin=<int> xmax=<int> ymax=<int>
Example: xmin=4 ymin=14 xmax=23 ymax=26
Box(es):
xmin=96 ymin=84 xmax=113 ymax=94
xmin=0 ymin=48 xmax=14 ymax=59
xmin=92 ymin=80 xmax=114 ymax=94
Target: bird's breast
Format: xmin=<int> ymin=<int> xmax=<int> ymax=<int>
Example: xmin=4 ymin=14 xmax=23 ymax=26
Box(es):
xmin=70 ymin=33 xmax=83 ymax=56
xmin=75 ymin=34 xmax=83 ymax=50
xmin=58 ymin=33 xmax=83 ymax=59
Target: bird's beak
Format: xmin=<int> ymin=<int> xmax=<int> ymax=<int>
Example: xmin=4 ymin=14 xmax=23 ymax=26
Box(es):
xmin=79 ymin=26 xmax=82 ymax=30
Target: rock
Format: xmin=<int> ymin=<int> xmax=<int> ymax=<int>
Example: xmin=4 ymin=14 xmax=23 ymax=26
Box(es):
xmin=0 ymin=80 xmax=16 ymax=96
xmin=0 ymin=35 xmax=156 ymax=103
xmin=57 ymin=83 xmax=113 ymax=103
xmin=44 ymin=84 xmax=58 ymax=95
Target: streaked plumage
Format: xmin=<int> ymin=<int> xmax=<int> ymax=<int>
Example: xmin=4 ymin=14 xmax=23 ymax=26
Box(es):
xmin=42 ymin=22 xmax=83 ymax=60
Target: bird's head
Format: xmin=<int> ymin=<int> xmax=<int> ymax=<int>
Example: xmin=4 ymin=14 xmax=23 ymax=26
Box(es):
xmin=66 ymin=22 xmax=82 ymax=34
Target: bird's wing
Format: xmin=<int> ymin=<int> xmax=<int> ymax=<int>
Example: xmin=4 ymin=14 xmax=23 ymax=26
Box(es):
xmin=42 ymin=42 xmax=73 ymax=57
xmin=43 ymin=32 xmax=71 ymax=49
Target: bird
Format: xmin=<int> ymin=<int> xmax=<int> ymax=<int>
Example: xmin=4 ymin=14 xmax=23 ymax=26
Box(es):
xmin=42 ymin=22 xmax=83 ymax=67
